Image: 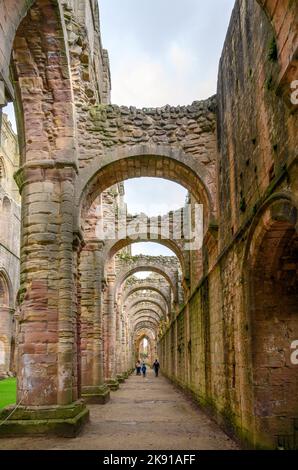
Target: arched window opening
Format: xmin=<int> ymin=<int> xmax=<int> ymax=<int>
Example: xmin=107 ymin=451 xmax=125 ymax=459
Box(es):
xmin=2 ymin=196 xmax=11 ymax=213
xmin=0 ymin=273 xmax=10 ymax=307
xmin=0 ymin=340 xmax=5 ymax=365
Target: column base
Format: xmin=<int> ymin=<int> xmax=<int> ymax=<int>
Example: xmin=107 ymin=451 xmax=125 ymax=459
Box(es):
xmin=105 ymin=378 xmax=119 ymax=391
xmin=82 ymin=385 xmax=110 ymax=404
xmin=116 ymin=373 xmax=126 ymax=383
xmin=0 ymin=399 xmax=89 ymax=438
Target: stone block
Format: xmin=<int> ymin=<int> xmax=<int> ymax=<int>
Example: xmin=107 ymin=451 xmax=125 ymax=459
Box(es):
xmin=0 ymin=400 xmax=89 ymax=438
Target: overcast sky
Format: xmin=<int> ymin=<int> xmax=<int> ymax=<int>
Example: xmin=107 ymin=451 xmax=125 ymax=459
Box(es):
xmin=98 ymin=0 xmax=235 ymax=256
xmin=4 ymin=1 xmax=235 ymax=257
xmin=99 ymin=0 xmax=235 ymax=107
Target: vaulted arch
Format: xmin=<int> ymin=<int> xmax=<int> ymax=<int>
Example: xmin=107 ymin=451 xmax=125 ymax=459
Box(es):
xmin=243 ymin=196 xmax=298 ymax=448
xmin=127 ymin=299 xmax=167 ymax=318
xmin=77 ymin=144 xmax=216 ymax=232
xmin=131 ymin=309 xmax=163 ymax=324
xmin=123 ymin=284 xmax=171 ymax=309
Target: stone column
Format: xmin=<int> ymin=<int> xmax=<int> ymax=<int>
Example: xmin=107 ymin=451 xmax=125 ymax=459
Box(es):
xmin=0 ymin=164 xmax=89 ymax=437
xmin=128 ymin=321 xmax=134 ymax=372
xmin=121 ymin=309 xmax=129 ymax=376
xmin=0 ymin=306 xmax=13 ymax=376
xmin=104 ymin=274 xmax=119 ymax=390
xmin=121 ymin=313 xmax=129 ymax=378
xmin=80 ymin=240 xmax=110 ymax=404
xmin=115 ymin=306 xmax=125 ymax=383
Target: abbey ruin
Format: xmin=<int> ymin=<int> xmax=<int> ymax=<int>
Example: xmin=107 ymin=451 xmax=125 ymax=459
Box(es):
xmin=0 ymin=0 xmax=297 ymax=450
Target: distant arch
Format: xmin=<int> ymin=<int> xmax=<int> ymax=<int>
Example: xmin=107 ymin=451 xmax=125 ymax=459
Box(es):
xmin=123 ymin=285 xmax=171 ymax=308
xmin=0 ymin=157 xmax=6 ymax=183
xmin=105 ymin=238 xmax=187 ymax=278
xmin=127 ymin=299 xmax=167 ymax=317
xmin=0 ymin=269 xmax=13 ymax=308
xmin=243 ymin=195 xmax=298 ymax=449
xmin=77 ymin=144 xmax=216 ymax=231
xmin=2 ymin=196 xmax=11 ymax=213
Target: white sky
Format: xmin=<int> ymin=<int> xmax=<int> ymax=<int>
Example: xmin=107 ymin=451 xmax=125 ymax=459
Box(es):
xmin=99 ymin=0 xmax=235 ymax=107
xmin=3 ymin=1 xmax=235 ymax=257
xmin=124 ymin=178 xmax=187 ymax=217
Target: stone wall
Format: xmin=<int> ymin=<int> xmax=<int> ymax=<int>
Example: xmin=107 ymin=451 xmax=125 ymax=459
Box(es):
xmin=77 ymin=100 xmax=218 ymax=218
xmin=0 ymin=114 xmax=20 ymax=377
xmin=158 ymin=0 xmax=298 ymax=450
xmin=217 ymin=0 xmax=297 ymax=250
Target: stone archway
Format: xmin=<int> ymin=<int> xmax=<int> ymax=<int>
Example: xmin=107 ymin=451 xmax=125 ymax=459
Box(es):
xmin=77 ymin=143 xmax=217 ymax=232
xmin=105 ymin=237 xmax=188 ymax=282
xmin=0 ymin=1 xmax=35 ymax=99
xmin=0 ymin=0 xmax=296 ymax=442
xmin=256 ymin=0 xmax=298 ymax=104
xmin=128 ymin=299 xmax=167 ymax=319
xmin=0 ymin=0 xmax=90 ymax=434
xmin=0 ymin=338 xmax=6 ymax=367
xmin=245 ymin=197 xmax=298 ymax=449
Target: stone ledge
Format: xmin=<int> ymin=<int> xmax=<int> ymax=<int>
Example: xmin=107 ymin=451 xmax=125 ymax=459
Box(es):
xmin=0 ymin=400 xmax=89 ymax=438
xmin=105 ymin=378 xmax=120 ymax=391
xmin=116 ymin=374 xmax=126 ymax=384
xmin=82 ymin=385 xmax=110 ymax=404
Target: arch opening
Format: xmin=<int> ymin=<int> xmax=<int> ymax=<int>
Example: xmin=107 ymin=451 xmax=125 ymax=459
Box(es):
xmin=246 ymin=200 xmax=298 ymax=449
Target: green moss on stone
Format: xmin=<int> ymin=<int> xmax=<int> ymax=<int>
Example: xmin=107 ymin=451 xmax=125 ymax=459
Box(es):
xmin=268 ymin=37 xmax=278 ymax=62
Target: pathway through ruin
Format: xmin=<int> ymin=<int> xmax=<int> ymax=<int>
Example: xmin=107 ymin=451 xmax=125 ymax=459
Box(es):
xmin=0 ymin=371 xmax=238 ymax=450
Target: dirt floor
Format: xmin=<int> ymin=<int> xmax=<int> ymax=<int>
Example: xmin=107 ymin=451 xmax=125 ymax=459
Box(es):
xmin=0 ymin=370 xmax=239 ymax=450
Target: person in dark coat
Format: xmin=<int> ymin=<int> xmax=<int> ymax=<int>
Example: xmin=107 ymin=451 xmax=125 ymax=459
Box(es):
xmin=153 ymin=359 xmax=160 ymax=377
xmin=136 ymin=360 xmax=141 ymax=376
xmin=141 ymin=362 xmax=147 ymax=377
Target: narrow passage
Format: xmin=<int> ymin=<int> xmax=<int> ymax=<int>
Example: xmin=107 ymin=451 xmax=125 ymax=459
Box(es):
xmin=0 ymin=371 xmax=238 ymax=450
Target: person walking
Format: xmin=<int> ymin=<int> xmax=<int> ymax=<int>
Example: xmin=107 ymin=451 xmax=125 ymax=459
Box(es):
xmin=153 ymin=359 xmax=160 ymax=377
xmin=141 ymin=362 xmax=147 ymax=378
xmin=136 ymin=360 xmax=141 ymax=376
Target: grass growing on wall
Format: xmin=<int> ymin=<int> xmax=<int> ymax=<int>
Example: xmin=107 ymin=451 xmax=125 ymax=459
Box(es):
xmin=0 ymin=378 xmax=17 ymax=409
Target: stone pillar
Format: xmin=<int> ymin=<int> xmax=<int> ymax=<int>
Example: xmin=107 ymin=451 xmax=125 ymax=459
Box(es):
xmin=115 ymin=306 xmax=125 ymax=383
xmin=185 ymin=304 xmax=191 ymax=386
xmin=0 ymin=165 xmax=89 ymax=437
xmin=104 ymin=274 xmax=119 ymax=390
xmin=80 ymin=240 xmax=110 ymax=404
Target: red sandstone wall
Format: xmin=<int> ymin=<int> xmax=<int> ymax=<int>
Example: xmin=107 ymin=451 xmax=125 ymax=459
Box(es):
xmin=217 ymin=0 xmax=297 ymax=249
xmin=159 ymin=0 xmax=298 ymax=449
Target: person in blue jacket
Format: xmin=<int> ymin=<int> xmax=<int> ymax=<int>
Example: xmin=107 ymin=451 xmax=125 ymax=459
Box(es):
xmin=141 ymin=362 xmax=147 ymax=377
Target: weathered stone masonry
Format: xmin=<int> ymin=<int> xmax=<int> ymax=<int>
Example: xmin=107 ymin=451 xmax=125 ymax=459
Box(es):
xmin=0 ymin=0 xmax=296 ymax=449
xmin=159 ymin=0 xmax=298 ymax=450
xmin=0 ymin=114 xmax=20 ymax=377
